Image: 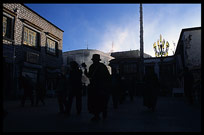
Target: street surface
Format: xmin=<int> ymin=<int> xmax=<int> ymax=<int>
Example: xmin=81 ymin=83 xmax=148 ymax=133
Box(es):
xmin=3 ymin=96 xmax=201 ymax=132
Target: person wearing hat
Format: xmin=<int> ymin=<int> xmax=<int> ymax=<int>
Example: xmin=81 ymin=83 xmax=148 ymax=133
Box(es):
xmin=84 ymin=54 xmax=111 ymax=121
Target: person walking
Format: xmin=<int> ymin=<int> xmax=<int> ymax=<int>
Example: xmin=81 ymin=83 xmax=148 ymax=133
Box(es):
xmin=111 ymin=68 xmax=122 ymax=109
xmin=35 ymin=78 xmax=46 ymax=106
xmin=143 ymin=68 xmax=159 ymax=112
xmin=20 ymin=75 xmax=34 ymax=107
xmin=56 ymin=72 xmax=67 ymax=114
xmin=84 ymin=54 xmax=111 ymax=121
xmin=65 ymin=61 xmax=83 ymax=115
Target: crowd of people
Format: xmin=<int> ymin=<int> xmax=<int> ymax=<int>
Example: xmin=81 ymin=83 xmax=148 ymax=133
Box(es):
xmin=14 ymin=53 xmax=195 ymax=121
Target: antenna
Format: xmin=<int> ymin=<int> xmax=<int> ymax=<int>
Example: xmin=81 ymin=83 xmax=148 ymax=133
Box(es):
xmin=110 ymin=41 xmax=114 ymax=53
xmin=85 ymin=40 xmax=88 ymax=50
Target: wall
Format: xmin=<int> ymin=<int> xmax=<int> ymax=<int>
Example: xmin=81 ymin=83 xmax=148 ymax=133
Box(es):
xmin=182 ymin=29 xmax=201 ymax=70
xmin=3 ymin=4 xmax=64 ymax=68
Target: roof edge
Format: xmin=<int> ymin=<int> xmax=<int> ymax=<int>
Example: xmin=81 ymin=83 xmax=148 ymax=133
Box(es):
xmin=22 ymin=3 xmax=64 ymax=32
xmin=174 ymin=26 xmax=201 ymax=55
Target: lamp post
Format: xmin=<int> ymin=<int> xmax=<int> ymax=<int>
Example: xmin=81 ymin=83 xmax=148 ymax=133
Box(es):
xmin=140 ymin=3 xmax=144 ymax=81
xmin=153 ymin=35 xmax=170 ymax=95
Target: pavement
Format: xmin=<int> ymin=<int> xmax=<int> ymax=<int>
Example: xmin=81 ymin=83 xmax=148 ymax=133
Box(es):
xmin=3 ymin=96 xmax=201 ymax=132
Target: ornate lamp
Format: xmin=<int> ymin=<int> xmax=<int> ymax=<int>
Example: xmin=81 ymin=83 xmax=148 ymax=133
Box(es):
xmin=153 ymin=34 xmax=169 ymax=57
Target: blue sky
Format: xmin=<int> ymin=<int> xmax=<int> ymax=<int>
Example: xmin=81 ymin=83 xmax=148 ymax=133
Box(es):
xmin=25 ymin=3 xmax=201 ymax=57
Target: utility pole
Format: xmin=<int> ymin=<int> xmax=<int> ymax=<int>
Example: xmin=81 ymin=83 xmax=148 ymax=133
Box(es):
xmin=140 ymin=3 xmax=144 ymax=81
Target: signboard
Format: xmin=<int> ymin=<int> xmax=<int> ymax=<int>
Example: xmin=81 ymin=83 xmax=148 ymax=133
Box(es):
xmin=26 ymin=52 xmax=39 ymax=64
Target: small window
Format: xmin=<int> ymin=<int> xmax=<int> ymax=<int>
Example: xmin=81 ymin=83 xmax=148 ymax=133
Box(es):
xmin=46 ymin=37 xmax=58 ymax=55
xmin=2 ymin=15 xmax=14 ymax=40
xmin=23 ymin=26 xmax=38 ymax=47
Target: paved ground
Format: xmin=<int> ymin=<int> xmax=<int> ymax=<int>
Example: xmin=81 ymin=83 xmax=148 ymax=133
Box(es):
xmin=3 ymin=96 xmax=201 ymax=132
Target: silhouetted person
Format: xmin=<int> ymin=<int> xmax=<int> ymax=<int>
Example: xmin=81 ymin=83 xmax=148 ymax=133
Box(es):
xmin=143 ymin=68 xmax=159 ymax=112
xmin=56 ymin=72 xmax=67 ymax=114
xmin=20 ymin=75 xmax=34 ymax=107
xmin=184 ymin=67 xmax=194 ymax=104
xmin=82 ymin=83 xmax=87 ymax=96
xmin=128 ymin=77 xmax=134 ymax=102
xmin=111 ymin=68 xmax=122 ymax=109
xmin=119 ymin=77 xmax=127 ymax=104
xmin=66 ymin=61 xmax=83 ymax=115
xmin=35 ymin=78 xmax=46 ymax=106
xmin=84 ymin=54 xmax=111 ymax=121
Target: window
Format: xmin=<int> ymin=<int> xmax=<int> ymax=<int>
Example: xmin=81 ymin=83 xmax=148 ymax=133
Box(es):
xmin=46 ymin=37 xmax=58 ymax=55
xmin=3 ymin=16 xmax=7 ymax=36
xmin=2 ymin=14 xmax=14 ymax=40
xmin=23 ymin=26 xmax=37 ymax=47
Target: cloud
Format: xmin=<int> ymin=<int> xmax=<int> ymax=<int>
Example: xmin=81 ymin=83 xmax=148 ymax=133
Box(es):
xmin=98 ymin=19 xmax=139 ymax=53
xmin=143 ymin=4 xmax=201 ymax=57
xmin=97 ymin=4 xmax=201 ymax=57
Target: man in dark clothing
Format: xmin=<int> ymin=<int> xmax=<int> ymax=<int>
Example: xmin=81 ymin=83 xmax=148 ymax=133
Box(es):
xmin=143 ymin=68 xmax=159 ymax=112
xmin=184 ymin=67 xmax=194 ymax=104
xmin=66 ymin=61 xmax=83 ymax=115
xmin=127 ymin=77 xmax=135 ymax=102
xmin=20 ymin=75 xmax=34 ymax=107
xmin=119 ymin=77 xmax=127 ymax=104
xmin=84 ymin=54 xmax=111 ymax=121
xmin=56 ymin=72 xmax=67 ymax=114
xmin=35 ymin=79 xmax=46 ymax=106
xmin=111 ymin=68 xmax=122 ymax=109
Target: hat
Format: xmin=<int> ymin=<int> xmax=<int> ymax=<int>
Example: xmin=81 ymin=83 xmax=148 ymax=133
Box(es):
xmin=91 ymin=54 xmax=101 ymax=61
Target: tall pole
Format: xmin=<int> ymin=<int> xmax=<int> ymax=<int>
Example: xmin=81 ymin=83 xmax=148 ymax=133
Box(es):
xmin=140 ymin=3 xmax=144 ymax=80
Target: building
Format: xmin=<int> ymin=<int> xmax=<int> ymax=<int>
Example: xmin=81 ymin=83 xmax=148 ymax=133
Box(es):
xmin=109 ymin=50 xmax=152 ymax=96
xmin=144 ymin=56 xmax=176 ymax=96
xmin=110 ymin=50 xmax=151 ymax=80
xmin=109 ymin=27 xmax=201 ymax=97
xmin=111 ymin=49 xmax=151 ymax=59
xmin=174 ymin=27 xmax=201 ymax=100
xmin=3 ymin=4 xmax=64 ymax=99
xmin=174 ymin=27 xmax=201 ymax=81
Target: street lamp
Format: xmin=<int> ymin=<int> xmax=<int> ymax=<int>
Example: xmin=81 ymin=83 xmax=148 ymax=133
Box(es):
xmin=153 ymin=34 xmax=170 ymax=96
xmin=153 ymin=34 xmax=169 ymax=57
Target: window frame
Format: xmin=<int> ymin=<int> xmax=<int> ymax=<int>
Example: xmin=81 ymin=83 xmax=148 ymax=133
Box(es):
xmin=2 ymin=12 xmax=15 ymax=41
xmin=46 ymin=36 xmax=59 ymax=56
xmin=22 ymin=25 xmax=40 ymax=50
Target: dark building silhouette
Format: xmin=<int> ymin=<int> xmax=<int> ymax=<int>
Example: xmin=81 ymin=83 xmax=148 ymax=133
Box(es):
xmin=174 ymin=27 xmax=201 ymax=102
xmin=109 ymin=27 xmax=201 ymax=99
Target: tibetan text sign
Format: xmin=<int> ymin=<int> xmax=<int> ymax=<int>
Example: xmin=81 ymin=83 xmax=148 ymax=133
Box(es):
xmin=26 ymin=52 xmax=39 ymax=64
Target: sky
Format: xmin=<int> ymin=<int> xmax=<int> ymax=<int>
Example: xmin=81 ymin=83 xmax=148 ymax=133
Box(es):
xmin=25 ymin=3 xmax=201 ymax=57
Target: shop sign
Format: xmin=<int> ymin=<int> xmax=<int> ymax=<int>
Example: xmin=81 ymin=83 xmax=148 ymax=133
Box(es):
xmin=26 ymin=52 xmax=39 ymax=64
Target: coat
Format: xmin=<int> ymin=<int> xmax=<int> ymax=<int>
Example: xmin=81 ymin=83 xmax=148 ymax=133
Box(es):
xmin=86 ymin=62 xmax=111 ymax=114
xmin=68 ymin=68 xmax=82 ymax=96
